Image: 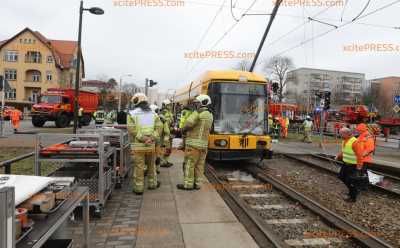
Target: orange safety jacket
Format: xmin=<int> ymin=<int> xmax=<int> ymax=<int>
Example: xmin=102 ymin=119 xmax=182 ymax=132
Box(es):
xmin=357 ymin=131 xmax=375 ymax=163
xmin=10 ymin=109 xmax=21 ymax=121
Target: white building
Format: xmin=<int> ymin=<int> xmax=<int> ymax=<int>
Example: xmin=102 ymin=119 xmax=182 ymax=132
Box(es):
xmin=285 ymin=67 xmax=365 ymax=111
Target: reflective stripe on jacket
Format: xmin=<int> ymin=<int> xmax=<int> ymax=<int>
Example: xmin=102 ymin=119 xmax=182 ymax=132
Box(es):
xmin=184 ymin=108 xmax=213 ymax=149
xmin=342 ymin=137 xmax=358 ymax=165
xmin=127 ymin=108 xmax=159 ymax=151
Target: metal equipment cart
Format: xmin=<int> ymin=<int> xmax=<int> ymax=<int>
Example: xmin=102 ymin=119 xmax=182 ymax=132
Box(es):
xmin=78 ymin=127 xmax=131 ymax=187
xmin=0 ymin=186 xmax=90 ymax=248
xmin=34 ymin=133 xmax=116 ymax=217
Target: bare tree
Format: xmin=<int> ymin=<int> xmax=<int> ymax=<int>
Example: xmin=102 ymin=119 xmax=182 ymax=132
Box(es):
xmin=264 ymin=56 xmax=294 ymax=102
xmin=233 ymin=60 xmax=252 ymax=71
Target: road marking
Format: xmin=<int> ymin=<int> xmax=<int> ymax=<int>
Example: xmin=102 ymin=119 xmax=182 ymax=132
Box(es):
xmin=285 ymin=238 xmax=342 ymax=246
xmin=239 ymin=193 xmax=278 ymax=198
xmin=266 ymin=218 xmax=309 ymax=224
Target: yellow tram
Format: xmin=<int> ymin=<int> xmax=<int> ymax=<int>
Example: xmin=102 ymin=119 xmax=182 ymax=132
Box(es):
xmin=175 ymin=70 xmax=272 ymax=161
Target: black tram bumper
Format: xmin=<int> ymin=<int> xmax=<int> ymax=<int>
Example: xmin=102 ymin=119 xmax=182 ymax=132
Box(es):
xmin=207 ymin=149 xmax=273 ymax=161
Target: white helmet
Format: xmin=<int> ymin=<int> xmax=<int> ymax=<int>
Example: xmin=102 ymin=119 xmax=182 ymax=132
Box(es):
xmin=162 ymin=99 xmax=171 ymax=105
xmin=195 ymin=94 xmax=211 ymax=106
xmin=131 ymin=93 xmax=148 ymax=106
xmin=150 ymin=104 xmax=159 ymax=112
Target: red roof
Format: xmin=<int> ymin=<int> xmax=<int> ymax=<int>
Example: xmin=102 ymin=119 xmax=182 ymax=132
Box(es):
xmin=0 ymin=28 xmax=83 ymax=73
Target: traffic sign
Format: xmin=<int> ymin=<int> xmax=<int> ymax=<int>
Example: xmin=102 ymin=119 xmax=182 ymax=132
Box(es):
xmin=393 ymin=105 xmax=400 ymax=113
xmin=395 ymin=95 xmax=400 ymax=104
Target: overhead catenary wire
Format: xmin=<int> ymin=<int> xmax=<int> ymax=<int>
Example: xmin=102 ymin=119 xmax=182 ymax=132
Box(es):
xmin=272 ymin=0 xmax=400 ymax=58
xmin=187 ymin=0 xmax=259 ymax=75
xmin=351 ymin=0 xmax=371 ymax=22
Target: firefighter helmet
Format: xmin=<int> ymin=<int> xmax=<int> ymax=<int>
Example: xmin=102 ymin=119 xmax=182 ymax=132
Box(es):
xmin=195 ymin=94 xmax=211 ymax=106
xmin=131 ymin=93 xmax=148 ymax=106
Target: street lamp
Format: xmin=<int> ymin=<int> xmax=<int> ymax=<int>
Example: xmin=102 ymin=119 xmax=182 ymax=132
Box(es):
xmin=73 ymin=0 xmax=104 ymax=134
xmin=118 ymin=74 xmax=133 ymax=112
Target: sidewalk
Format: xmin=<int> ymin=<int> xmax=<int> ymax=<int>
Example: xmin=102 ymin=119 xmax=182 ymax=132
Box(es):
xmin=135 ymin=151 xmax=258 ymax=248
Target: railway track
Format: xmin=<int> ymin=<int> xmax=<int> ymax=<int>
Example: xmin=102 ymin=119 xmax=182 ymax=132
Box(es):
xmin=284 ymin=153 xmax=400 ymax=197
xmin=205 ymin=163 xmax=395 ymax=248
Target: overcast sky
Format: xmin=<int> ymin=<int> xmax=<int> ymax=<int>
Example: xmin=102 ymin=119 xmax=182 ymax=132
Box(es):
xmin=2 ymin=0 xmax=400 ymax=91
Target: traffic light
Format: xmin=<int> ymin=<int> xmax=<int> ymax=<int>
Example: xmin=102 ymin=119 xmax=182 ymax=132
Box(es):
xmin=272 ymin=82 xmax=279 ymax=94
xmin=149 ymin=80 xmax=157 ymax=87
xmin=324 ymin=91 xmax=331 ymax=110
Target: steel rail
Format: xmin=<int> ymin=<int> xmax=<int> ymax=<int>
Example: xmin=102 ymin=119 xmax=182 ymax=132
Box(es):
xmin=246 ymin=166 xmax=395 ymax=248
xmin=284 ymin=154 xmax=400 ymax=197
xmin=205 ymin=164 xmax=288 ymax=248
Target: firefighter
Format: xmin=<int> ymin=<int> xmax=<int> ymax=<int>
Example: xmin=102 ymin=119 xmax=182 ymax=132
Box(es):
xmin=127 ymin=93 xmax=161 ymax=195
xmin=160 ymin=99 xmax=174 ymax=168
xmin=10 ymin=108 xmax=21 ymax=133
xmin=179 ymin=103 xmax=195 ymax=172
xmin=302 ymin=116 xmax=313 ymax=143
xmin=268 ymin=114 xmax=273 ymax=134
xmin=78 ymin=106 xmax=84 ymax=128
xmin=177 ymin=95 xmax=213 ymax=190
xmin=355 ymin=123 xmax=375 ymax=165
xmin=150 ymin=104 xmax=163 ymax=174
xmin=272 ymin=117 xmax=281 ymax=140
xmin=336 ymin=127 xmax=367 ymax=202
xmin=93 ymin=108 xmax=105 ymax=128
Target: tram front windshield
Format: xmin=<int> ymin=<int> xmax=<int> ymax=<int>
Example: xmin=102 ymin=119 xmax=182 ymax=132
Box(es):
xmin=210 ymin=82 xmax=266 ymax=135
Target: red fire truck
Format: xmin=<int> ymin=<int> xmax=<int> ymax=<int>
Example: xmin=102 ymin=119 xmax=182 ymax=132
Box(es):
xmin=31 ymin=88 xmax=99 ymax=128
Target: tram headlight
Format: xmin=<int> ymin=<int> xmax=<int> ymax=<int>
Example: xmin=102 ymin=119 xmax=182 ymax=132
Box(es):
xmin=214 ymin=139 xmax=228 ymax=147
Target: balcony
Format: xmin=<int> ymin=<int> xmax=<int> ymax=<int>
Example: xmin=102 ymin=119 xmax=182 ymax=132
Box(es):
xmin=25 ymin=51 xmax=42 ymax=64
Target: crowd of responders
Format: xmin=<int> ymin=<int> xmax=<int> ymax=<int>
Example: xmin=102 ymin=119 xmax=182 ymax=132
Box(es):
xmin=184 ymin=50 xmax=255 ymax=60
xmin=343 ymin=43 xmax=400 ymax=53
xmin=112 ymin=0 xmax=185 ymax=7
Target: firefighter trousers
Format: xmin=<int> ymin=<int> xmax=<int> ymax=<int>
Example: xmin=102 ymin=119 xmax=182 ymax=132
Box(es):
xmin=132 ymin=149 xmax=157 ymax=193
xmin=183 ymin=146 xmax=207 ymax=189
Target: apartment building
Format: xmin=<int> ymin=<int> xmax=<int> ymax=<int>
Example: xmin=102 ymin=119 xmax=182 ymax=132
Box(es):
xmin=285 ymin=67 xmax=365 ymax=111
xmin=0 ymin=27 xmax=84 ymax=109
xmin=368 ymin=76 xmax=400 ymax=116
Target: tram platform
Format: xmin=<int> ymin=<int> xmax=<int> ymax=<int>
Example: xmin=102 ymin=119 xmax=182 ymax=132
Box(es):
xmin=135 ymin=151 xmax=258 ymax=248
xmin=62 ymin=150 xmax=257 ymax=248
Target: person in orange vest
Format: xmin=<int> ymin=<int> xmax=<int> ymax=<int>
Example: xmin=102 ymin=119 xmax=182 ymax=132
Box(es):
xmin=335 ymin=127 xmax=367 ymax=202
xmin=355 ymin=123 xmax=375 ymax=165
xmin=279 ymin=116 xmax=286 ymax=138
xmin=10 ymin=108 xmax=21 ymax=133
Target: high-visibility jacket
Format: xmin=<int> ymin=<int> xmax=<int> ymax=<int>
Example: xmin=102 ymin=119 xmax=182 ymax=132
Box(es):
xmin=303 ymin=120 xmax=313 ymax=131
xmin=161 ymin=108 xmax=173 ymax=126
xmin=10 ymin=109 xmax=21 ymax=121
xmin=342 ymin=137 xmax=358 ymax=165
xmin=357 ymin=131 xmax=375 ymax=163
xmin=285 ymin=117 xmax=289 ymax=128
xmin=184 ymin=108 xmax=213 ymax=149
xmin=179 ymin=109 xmax=192 ymax=129
xmin=94 ymin=110 xmax=105 ymax=122
xmin=78 ymin=108 xmax=84 ymax=117
xmin=268 ymin=117 xmax=273 ymax=129
xmin=127 ymin=108 xmax=160 ymax=151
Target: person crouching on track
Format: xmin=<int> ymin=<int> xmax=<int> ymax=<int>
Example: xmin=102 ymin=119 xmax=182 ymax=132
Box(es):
xmin=335 ymin=127 xmax=368 ymax=203
xmin=127 ymin=93 xmax=161 ymax=195
xmin=177 ymin=95 xmax=213 ymax=191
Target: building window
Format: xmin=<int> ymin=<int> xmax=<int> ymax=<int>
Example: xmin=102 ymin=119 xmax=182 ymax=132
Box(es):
xmin=4 ymin=51 xmax=18 ymax=62
xmin=25 ymin=51 xmax=42 ymax=63
xmin=46 ymin=71 xmax=52 ymax=81
xmin=47 ymin=56 xmax=53 ymax=63
xmin=4 ymin=69 xmax=17 ymax=80
xmin=5 ymin=89 xmax=16 ymax=100
xmin=32 ymin=72 xmax=41 ymax=82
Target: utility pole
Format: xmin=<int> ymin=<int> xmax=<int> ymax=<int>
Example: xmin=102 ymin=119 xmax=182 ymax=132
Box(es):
xmin=73 ymin=0 xmax=84 ymax=134
xmin=249 ymin=0 xmax=283 ymax=72
xmin=0 ymin=76 xmax=5 ymax=138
